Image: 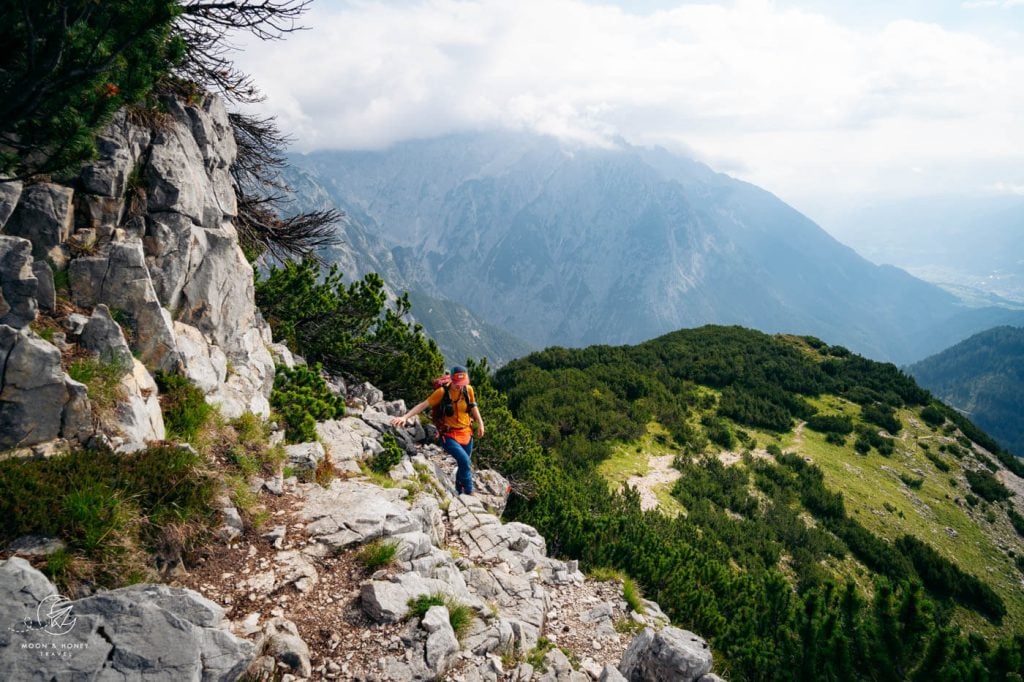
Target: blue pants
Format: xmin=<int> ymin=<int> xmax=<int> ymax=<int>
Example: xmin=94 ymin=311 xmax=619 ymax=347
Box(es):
xmin=441 ymin=437 xmax=474 ymax=494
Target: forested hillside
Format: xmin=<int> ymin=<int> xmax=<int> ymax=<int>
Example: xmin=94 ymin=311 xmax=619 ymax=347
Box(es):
xmin=473 ymin=326 xmax=1024 ymax=681
xmin=908 ymin=326 xmax=1024 ymax=458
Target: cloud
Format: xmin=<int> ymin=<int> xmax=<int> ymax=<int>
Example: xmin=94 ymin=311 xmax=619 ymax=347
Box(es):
xmin=963 ymin=0 xmax=1024 ymax=8
xmin=233 ymin=0 xmax=1024 ymax=205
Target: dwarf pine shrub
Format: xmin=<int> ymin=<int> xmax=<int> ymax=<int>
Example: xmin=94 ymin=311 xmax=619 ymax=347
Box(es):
xmin=270 ymin=364 xmax=346 ymax=443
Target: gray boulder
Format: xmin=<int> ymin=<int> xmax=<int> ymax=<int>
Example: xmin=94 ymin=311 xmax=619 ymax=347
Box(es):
xmin=0 ymin=235 xmax=38 ymax=328
xmin=31 ymin=260 xmax=55 ymax=313
xmin=0 ymin=326 xmax=67 ymax=448
xmin=79 ymin=110 xmax=151 ymax=198
xmin=285 ymin=441 xmax=325 ymax=471
xmin=69 ymin=241 xmax=179 ymax=370
xmin=79 ymin=304 xmax=133 ymax=368
xmin=262 ymin=617 xmax=312 ymax=678
xmin=301 ymin=479 xmax=421 ymax=549
xmin=619 ymin=627 xmax=713 ymax=682
xmin=423 ymin=605 xmax=460 ymax=675
xmin=0 ymin=558 xmax=254 ymax=681
xmin=316 ymin=417 xmax=383 ymax=464
xmin=3 ymin=183 xmax=73 ymax=266
xmin=0 ymin=178 xmax=22 ymax=228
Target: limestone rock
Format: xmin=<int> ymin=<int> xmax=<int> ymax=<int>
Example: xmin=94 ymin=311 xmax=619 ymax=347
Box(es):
xmin=0 ymin=236 xmax=38 ymax=328
xmin=5 ymin=536 xmax=66 ymax=558
xmin=80 ymin=110 xmax=151 ymax=198
xmin=619 ymin=627 xmax=713 ymax=682
xmin=0 ymin=558 xmax=254 ymax=681
xmin=600 ymin=664 xmax=628 ymax=682
xmin=262 ymin=617 xmax=312 ymax=678
xmin=424 ymin=606 xmax=460 ymax=675
xmin=61 ymin=376 xmax=94 ymax=444
xmin=316 ymin=417 xmax=383 ymax=464
xmin=31 ymin=260 xmax=55 ymax=313
xmin=301 ymin=479 xmax=421 ymax=550
xmin=350 ymin=381 xmax=385 ymax=406
xmin=173 ymin=321 xmax=228 ymax=394
xmin=4 ymin=183 xmax=73 ymax=266
xmin=0 ymin=178 xmax=22 ymax=228
xmin=80 ymin=304 xmax=133 ymax=368
xmin=285 ymin=441 xmax=325 ymax=470
xmin=0 ymin=326 xmax=66 ymax=448
xmin=360 ymin=571 xmax=480 ymax=624
xmin=69 ymin=241 xmax=178 ymax=370
xmin=114 ymin=358 xmax=165 ymax=444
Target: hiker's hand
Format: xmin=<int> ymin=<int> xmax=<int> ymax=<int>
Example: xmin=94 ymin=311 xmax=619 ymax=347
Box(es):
xmin=477 ymin=423 xmax=485 ymax=438
xmin=391 ymin=416 xmax=408 ymax=428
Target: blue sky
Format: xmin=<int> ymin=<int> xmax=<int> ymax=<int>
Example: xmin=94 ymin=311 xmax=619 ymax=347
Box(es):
xmin=236 ymin=0 xmax=1024 ymax=218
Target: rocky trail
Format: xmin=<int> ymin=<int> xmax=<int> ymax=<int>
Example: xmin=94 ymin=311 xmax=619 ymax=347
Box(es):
xmin=1 ymin=393 xmax=725 ymax=682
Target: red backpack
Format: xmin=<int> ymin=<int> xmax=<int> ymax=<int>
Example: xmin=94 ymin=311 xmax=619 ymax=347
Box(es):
xmin=429 ymin=374 xmax=471 ymax=433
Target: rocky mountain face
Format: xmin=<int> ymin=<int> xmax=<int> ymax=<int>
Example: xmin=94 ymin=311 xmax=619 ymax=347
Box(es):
xmin=0 ymin=95 xmax=282 ymax=452
xmin=908 ymin=325 xmax=1024 ymax=457
xmin=0 ymin=371 xmax=726 ymax=682
xmin=287 ymin=132 xmax=1024 ymax=366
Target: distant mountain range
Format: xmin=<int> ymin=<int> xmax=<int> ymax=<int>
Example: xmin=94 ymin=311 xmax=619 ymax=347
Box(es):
xmin=285 ymin=131 xmax=1024 ymax=366
xmin=821 ymin=195 xmax=1024 ymax=304
xmin=908 ymin=326 xmax=1024 ymax=457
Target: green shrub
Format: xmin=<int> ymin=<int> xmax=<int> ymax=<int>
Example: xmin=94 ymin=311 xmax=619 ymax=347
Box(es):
xmin=255 ymin=259 xmax=444 ymax=404
xmin=371 ymin=433 xmax=405 ymax=474
xmin=270 ymin=364 xmax=346 ymax=443
xmin=806 ymin=414 xmax=854 ymax=435
xmin=155 ymin=371 xmax=214 ymax=444
xmin=0 ymin=444 xmax=217 ymax=588
xmin=854 ymin=436 xmax=871 ymax=454
xmin=924 ymin=450 xmax=950 ymax=473
xmin=965 ymin=469 xmax=1012 ymax=503
xmin=1009 ymin=508 xmax=1024 ymax=538
xmin=357 ymin=539 xmax=398 ymax=572
xmin=920 ymin=404 xmax=945 ymax=427
xmin=825 ymin=432 xmax=847 ymax=446
xmin=1 ymin=2 xmax=182 ymax=177
xmin=899 ymin=473 xmax=924 ymax=490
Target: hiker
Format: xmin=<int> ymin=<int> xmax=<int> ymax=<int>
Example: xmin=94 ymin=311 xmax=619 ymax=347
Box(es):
xmin=391 ymin=366 xmax=485 ymax=495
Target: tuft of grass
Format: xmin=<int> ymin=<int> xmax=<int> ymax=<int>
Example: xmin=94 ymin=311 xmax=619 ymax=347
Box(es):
xmin=407 ymin=592 xmax=475 ymax=639
xmin=357 ymin=538 xmax=398 ymax=572
xmin=526 ymin=637 xmax=557 ymax=669
xmin=588 ymin=566 xmax=646 ymax=614
xmin=68 ymin=356 xmax=129 ymax=416
xmin=614 ymin=617 xmax=646 ymax=635
xmin=155 ymin=371 xmax=214 ymax=444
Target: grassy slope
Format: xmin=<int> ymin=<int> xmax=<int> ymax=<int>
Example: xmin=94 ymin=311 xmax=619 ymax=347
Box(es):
xmin=778 ymin=402 xmax=1024 ymax=636
xmin=597 ymin=422 xmax=687 ymax=517
xmin=601 ymin=392 xmax=1024 ymax=636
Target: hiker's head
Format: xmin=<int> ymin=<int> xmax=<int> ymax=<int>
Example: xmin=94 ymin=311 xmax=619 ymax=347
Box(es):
xmin=450 ymin=365 xmax=469 ymax=387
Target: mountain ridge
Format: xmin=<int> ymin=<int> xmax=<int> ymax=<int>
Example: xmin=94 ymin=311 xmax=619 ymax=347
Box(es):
xmin=287 ymin=130 xmax=1024 ymax=365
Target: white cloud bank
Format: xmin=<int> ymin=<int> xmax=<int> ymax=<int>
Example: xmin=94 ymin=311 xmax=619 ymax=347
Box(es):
xmin=234 ymin=0 xmax=1024 ymax=209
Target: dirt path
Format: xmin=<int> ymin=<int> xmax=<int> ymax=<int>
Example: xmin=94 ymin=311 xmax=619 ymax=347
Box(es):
xmin=626 ymin=454 xmax=680 ymax=511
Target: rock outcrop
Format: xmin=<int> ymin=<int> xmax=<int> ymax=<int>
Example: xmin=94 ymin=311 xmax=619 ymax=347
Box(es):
xmin=0 ymin=557 xmax=254 ymax=680
xmin=170 ymin=382 xmax=724 ymax=682
xmin=0 ymin=94 xmax=276 ymax=450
